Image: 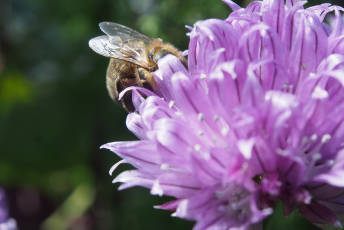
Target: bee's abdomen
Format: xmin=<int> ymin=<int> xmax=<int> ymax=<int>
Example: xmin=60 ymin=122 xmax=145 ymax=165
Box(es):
xmin=112 ymin=59 xmax=137 ymax=78
xmin=106 ymin=58 xmax=141 ymax=112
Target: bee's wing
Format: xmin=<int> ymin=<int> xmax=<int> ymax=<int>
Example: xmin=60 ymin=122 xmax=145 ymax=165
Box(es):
xmin=99 ymin=22 xmax=152 ymax=44
xmin=89 ymin=22 xmax=152 ymax=68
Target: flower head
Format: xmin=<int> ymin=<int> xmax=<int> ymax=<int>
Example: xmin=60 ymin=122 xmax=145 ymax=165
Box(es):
xmin=0 ymin=188 xmax=17 ymax=230
xmin=102 ymin=0 xmax=344 ymax=229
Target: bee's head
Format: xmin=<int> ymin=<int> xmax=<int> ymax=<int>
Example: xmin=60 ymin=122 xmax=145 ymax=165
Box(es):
xmin=146 ymin=39 xmax=170 ymax=69
xmin=147 ymin=39 xmax=187 ymax=70
xmin=149 ymin=48 xmax=171 ymax=63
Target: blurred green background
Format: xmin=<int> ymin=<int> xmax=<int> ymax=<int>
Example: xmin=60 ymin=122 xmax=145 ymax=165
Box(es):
xmin=1 ymin=0 xmax=344 ymax=229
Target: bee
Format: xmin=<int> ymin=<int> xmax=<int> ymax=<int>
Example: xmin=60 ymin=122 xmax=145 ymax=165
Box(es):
xmin=89 ymin=22 xmax=187 ymax=112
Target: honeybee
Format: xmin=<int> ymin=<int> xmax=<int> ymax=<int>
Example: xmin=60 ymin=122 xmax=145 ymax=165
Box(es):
xmin=89 ymin=22 xmax=187 ymax=112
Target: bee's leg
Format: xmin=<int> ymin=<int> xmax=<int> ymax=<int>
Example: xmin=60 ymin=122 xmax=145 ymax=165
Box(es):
xmin=138 ymin=67 xmax=156 ymax=91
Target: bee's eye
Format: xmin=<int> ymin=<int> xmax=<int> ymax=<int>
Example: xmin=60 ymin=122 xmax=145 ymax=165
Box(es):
xmin=148 ymin=52 xmax=154 ymax=60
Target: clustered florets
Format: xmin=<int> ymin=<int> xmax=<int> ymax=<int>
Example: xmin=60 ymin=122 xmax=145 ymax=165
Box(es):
xmin=103 ymin=0 xmax=344 ymax=229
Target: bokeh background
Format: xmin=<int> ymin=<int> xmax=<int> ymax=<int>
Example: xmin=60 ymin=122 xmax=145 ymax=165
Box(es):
xmin=1 ymin=0 xmax=344 ymax=229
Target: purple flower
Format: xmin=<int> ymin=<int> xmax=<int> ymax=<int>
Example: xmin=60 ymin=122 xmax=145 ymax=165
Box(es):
xmin=102 ymin=0 xmax=344 ymax=229
xmin=0 ymin=189 xmax=17 ymax=230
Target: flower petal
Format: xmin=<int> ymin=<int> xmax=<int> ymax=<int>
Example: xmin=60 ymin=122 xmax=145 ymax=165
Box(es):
xmin=299 ymin=202 xmax=342 ymax=228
